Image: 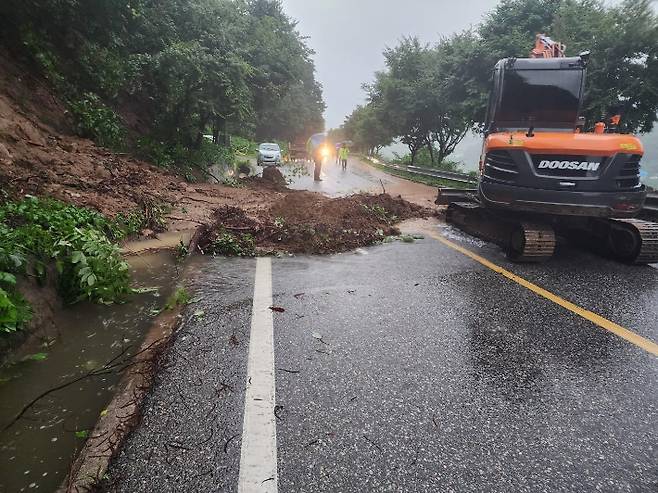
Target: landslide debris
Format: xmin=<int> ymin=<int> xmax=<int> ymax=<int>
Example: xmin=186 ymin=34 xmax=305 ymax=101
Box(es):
xmin=0 ymin=50 xmax=434 ymax=254
xmin=193 ymin=192 xmax=433 ymax=255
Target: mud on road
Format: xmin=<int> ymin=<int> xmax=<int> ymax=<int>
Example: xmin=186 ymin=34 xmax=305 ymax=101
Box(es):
xmin=194 ymin=179 xmax=434 ymax=255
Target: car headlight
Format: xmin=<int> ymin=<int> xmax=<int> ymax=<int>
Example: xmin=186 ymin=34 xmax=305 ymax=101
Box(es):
xmin=320 ymin=146 xmax=330 ymax=158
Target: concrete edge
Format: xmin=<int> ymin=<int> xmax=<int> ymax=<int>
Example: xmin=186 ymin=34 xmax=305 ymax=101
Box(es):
xmin=121 ymin=229 xmax=196 ymax=255
xmin=58 ymin=227 xmax=202 ymax=493
xmin=59 ymin=305 xmax=185 ymax=493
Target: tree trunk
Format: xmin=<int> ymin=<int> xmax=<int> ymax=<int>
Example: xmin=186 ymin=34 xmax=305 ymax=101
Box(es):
xmin=427 ymin=139 xmax=435 ymax=166
xmin=194 ymin=114 xmax=209 ymax=149
xmin=410 ymin=146 xmax=418 ymax=165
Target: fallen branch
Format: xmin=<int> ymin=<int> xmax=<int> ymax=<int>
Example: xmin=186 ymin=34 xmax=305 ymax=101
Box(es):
xmin=2 ymin=340 xmax=162 ymax=433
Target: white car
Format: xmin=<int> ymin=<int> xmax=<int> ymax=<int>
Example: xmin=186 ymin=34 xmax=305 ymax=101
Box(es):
xmin=257 ymin=143 xmax=282 ymax=166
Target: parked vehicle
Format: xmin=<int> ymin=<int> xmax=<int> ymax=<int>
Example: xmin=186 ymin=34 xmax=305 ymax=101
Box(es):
xmin=288 ymin=140 xmax=307 ymax=161
xmin=257 ymin=143 xmax=282 ymax=166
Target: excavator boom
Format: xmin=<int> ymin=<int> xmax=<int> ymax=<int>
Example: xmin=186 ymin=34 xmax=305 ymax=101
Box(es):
xmin=530 ymin=33 xmax=566 ymax=58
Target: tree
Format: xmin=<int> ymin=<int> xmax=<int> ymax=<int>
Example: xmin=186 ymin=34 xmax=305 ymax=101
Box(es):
xmin=554 ymin=0 xmax=658 ymax=132
xmin=0 ymin=0 xmax=326 ymax=161
xmin=363 ymin=36 xmax=474 ymax=165
xmin=345 ymin=0 xmax=658 ymax=158
xmin=473 ymin=0 xmax=658 ymax=132
xmin=342 ymin=104 xmax=393 ymax=155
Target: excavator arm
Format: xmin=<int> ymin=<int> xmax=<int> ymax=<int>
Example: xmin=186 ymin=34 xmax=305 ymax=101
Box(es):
xmin=530 ymin=33 xmax=566 ymax=58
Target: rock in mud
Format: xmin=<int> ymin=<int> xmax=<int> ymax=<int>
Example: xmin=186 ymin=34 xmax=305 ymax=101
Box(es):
xmin=0 ymin=142 xmax=12 ymax=164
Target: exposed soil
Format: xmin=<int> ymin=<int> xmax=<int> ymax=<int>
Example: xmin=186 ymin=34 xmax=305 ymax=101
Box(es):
xmin=194 ymin=189 xmax=433 ymax=255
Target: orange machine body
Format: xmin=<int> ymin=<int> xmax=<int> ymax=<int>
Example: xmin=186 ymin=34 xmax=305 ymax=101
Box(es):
xmin=485 ymin=132 xmax=644 ymax=159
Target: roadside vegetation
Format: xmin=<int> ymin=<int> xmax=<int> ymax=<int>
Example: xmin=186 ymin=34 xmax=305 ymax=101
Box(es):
xmin=342 ymin=0 xmax=658 ymax=167
xmin=390 ymin=149 xmax=462 ymax=172
xmin=0 ymin=197 xmax=151 ymax=335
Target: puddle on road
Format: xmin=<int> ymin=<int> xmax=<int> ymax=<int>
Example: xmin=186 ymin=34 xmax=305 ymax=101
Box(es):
xmin=439 ymin=224 xmax=487 ymax=248
xmin=0 ymin=252 xmax=180 ymax=493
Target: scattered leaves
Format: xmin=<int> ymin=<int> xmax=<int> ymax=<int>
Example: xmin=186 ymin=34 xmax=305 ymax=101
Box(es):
xmin=22 ymin=352 xmax=47 ymax=362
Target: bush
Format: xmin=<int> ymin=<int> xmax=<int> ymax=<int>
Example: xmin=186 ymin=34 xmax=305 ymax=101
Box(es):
xmin=0 ymin=273 xmax=31 ymax=334
xmin=231 ymin=136 xmax=258 ymax=155
xmin=69 ymin=92 xmax=125 ymax=149
xmin=136 ymin=137 xmax=234 ymax=179
xmin=0 ymin=197 xmax=133 ymax=332
xmin=54 ymin=228 xmax=130 ymax=304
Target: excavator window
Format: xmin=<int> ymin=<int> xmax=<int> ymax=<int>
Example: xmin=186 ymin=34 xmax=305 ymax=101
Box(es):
xmin=495 ymin=68 xmax=583 ymax=129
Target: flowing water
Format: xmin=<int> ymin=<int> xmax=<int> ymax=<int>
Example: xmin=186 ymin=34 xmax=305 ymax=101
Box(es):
xmin=0 ymin=252 xmax=181 ymax=492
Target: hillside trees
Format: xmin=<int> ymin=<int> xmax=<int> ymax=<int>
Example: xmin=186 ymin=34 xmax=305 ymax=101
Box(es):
xmin=0 ymin=0 xmax=325 ymax=166
xmin=345 ymin=36 xmax=476 ymax=166
xmin=343 ymin=0 xmax=658 ymax=167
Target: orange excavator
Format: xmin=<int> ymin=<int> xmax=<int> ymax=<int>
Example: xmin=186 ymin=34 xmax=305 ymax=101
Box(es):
xmin=439 ymin=34 xmax=658 ymax=263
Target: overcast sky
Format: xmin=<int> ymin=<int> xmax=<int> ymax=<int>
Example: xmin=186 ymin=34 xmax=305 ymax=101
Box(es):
xmin=280 ymin=0 xmax=509 ymax=129
xmin=280 ymin=0 xmax=652 ymax=130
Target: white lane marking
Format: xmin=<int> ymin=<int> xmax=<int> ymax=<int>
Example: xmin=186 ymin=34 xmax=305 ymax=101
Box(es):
xmin=238 ymin=257 xmax=278 ymax=492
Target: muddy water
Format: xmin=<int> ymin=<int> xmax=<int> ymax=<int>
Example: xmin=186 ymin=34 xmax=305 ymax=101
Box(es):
xmin=0 ymin=252 xmax=181 ymax=492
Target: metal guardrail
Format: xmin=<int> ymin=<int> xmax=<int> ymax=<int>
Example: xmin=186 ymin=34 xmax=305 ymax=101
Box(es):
xmin=367 ymin=156 xmax=658 ymax=214
xmin=365 ymin=156 xmax=478 ymax=184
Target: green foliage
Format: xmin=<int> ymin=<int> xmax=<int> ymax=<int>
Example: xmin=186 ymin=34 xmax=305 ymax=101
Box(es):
xmin=343 ymin=35 xmax=475 ymax=165
xmin=137 ymin=138 xmax=234 ymax=177
xmin=362 ymin=204 xmax=397 ymax=225
xmin=113 ymin=210 xmax=147 ymax=239
xmin=54 ymin=228 xmax=130 ymax=304
xmin=390 ymin=149 xmax=462 ymax=172
xmin=74 ymin=430 xmax=89 ymax=439
xmin=69 ymin=93 xmax=125 ymax=149
xmin=0 ymin=273 xmax=31 ymax=334
xmin=22 ymin=352 xmax=48 ymax=361
xmin=164 ymin=286 xmax=191 ymax=310
xmin=474 ymin=0 xmax=658 ymax=132
xmin=1 ymin=0 xmax=325 ymax=159
xmin=231 ymin=137 xmax=259 ymax=155
xmin=0 ymin=197 xmax=132 ymax=333
xmin=343 ymin=104 xmax=394 ymax=156
xmin=212 ymin=231 xmax=256 ymax=257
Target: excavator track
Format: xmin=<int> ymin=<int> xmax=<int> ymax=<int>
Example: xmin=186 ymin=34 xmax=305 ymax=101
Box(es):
xmin=507 ymin=222 xmax=557 ymax=262
xmin=446 ymin=202 xmax=556 ymax=263
xmin=605 ymin=218 xmax=658 ymax=264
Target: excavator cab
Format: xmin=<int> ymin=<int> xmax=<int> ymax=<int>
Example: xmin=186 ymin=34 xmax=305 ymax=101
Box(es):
xmin=484 ymin=56 xmax=585 ymax=135
xmin=479 ymin=54 xmax=646 ymax=218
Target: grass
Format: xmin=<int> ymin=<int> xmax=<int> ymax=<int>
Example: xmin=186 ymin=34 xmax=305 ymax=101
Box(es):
xmin=360 ymin=156 xmax=475 ymax=190
xmin=164 ymin=286 xmax=191 ymax=310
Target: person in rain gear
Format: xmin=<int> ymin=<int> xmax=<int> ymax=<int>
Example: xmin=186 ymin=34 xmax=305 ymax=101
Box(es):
xmin=306 ymin=133 xmax=329 ymax=181
xmin=338 ymin=143 xmax=350 ymax=171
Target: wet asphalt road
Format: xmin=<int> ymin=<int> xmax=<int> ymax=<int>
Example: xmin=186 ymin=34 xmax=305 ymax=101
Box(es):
xmin=106 ymin=162 xmax=658 ymax=492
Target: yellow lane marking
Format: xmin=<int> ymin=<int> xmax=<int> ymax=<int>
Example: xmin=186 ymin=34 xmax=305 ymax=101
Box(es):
xmin=426 ymin=230 xmax=658 ymax=357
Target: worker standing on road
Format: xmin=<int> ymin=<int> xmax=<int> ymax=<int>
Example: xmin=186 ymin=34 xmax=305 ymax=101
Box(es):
xmin=339 ymin=143 xmax=349 ymax=171
xmin=335 ymin=142 xmax=341 ymax=164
